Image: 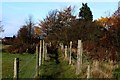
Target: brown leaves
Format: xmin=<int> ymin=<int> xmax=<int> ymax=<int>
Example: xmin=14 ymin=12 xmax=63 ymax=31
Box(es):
xmin=34 ymin=26 xmax=42 ymax=36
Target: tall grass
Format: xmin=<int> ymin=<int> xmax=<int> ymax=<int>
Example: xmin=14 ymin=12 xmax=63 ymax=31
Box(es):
xmin=113 ymin=64 xmax=120 ymax=79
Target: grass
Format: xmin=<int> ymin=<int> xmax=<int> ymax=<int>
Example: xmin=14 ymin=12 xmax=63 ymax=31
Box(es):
xmin=113 ymin=64 xmax=120 ymax=79
xmin=2 ymin=52 xmax=36 ymax=78
xmin=39 ymin=51 xmax=120 ymax=79
xmin=2 ymin=47 xmax=120 ymax=79
xmin=39 ymin=51 xmax=78 ymax=79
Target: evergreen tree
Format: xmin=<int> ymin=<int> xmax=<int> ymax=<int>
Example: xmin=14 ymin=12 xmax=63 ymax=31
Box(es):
xmin=79 ymin=3 xmax=93 ymax=21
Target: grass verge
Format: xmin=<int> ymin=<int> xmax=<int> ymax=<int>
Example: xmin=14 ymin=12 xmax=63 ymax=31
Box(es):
xmin=2 ymin=52 xmax=36 ymax=78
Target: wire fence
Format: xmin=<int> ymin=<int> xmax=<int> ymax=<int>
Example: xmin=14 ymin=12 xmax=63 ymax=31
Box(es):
xmin=3 ymin=40 xmax=119 ymax=79
xmin=12 ymin=40 xmax=46 ymax=79
xmin=19 ymin=55 xmax=36 ymax=73
xmin=59 ymin=40 xmax=118 ymax=78
xmin=18 ymin=55 xmax=36 ymax=78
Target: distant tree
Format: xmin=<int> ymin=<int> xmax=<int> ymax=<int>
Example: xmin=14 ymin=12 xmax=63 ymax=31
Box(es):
xmin=17 ymin=25 xmax=29 ymax=44
xmin=40 ymin=9 xmax=58 ymax=36
xmin=17 ymin=16 xmax=35 ymax=44
xmin=0 ymin=21 xmax=4 ymax=33
xmin=40 ymin=6 xmax=76 ymax=44
xmin=9 ymin=16 xmax=37 ymax=54
xmin=112 ymin=7 xmax=120 ymax=18
xmin=25 ymin=16 xmax=35 ymax=44
xmin=79 ymin=3 xmax=93 ymax=21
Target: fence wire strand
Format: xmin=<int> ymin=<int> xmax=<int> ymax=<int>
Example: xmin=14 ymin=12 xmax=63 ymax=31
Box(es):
xmin=31 ymin=66 xmax=38 ymax=78
xmin=19 ymin=55 xmax=36 ymax=73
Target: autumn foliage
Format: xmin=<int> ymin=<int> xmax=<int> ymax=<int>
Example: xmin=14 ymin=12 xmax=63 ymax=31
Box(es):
xmin=3 ymin=3 xmax=120 ymax=61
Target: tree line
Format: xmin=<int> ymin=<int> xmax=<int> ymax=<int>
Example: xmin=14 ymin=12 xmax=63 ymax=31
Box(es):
xmin=2 ymin=3 xmax=120 ymax=61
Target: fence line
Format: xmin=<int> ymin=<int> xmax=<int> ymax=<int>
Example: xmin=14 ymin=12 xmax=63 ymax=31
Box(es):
xmin=61 ymin=40 xmax=116 ymax=78
xmin=12 ymin=39 xmax=117 ymax=78
xmin=13 ymin=40 xmax=45 ymax=78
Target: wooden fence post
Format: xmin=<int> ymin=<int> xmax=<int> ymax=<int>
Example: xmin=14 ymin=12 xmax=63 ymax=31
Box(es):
xmin=39 ymin=40 xmax=42 ymax=66
xmin=45 ymin=43 xmax=48 ymax=60
xmin=65 ymin=45 xmax=68 ymax=59
xmin=36 ymin=45 xmax=39 ymax=77
xmin=60 ymin=43 xmax=64 ymax=50
xmin=60 ymin=43 xmax=64 ymax=57
xmin=42 ymin=40 xmax=45 ymax=63
xmin=76 ymin=40 xmax=82 ymax=75
xmin=94 ymin=60 xmax=99 ymax=70
xmin=61 ymin=43 xmax=64 ymax=50
xmin=13 ymin=58 xmax=19 ymax=80
xmin=87 ymin=65 xmax=90 ymax=79
xmin=69 ymin=41 xmax=72 ymax=64
xmin=49 ymin=42 xmax=51 ymax=47
xmin=80 ymin=41 xmax=83 ymax=66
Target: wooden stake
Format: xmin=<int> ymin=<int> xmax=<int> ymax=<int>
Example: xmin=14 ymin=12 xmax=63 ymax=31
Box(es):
xmin=44 ymin=43 xmax=48 ymax=60
xmin=60 ymin=43 xmax=64 ymax=50
xmin=65 ymin=45 xmax=68 ymax=59
xmin=36 ymin=45 xmax=39 ymax=77
xmin=87 ymin=65 xmax=90 ymax=79
xmin=42 ymin=40 xmax=45 ymax=63
xmin=39 ymin=40 xmax=42 ymax=66
xmin=76 ymin=40 xmax=82 ymax=75
xmin=80 ymin=42 xmax=83 ymax=66
xmin=69 ymin=41 xmax=72 ymax=64
xmin=13 ymin=58 xmax=19 ymax=80
xmin=49 ymin=42 xmax=51 ymax=47
xmin=94 ymin=60 xmax=99 ymax=70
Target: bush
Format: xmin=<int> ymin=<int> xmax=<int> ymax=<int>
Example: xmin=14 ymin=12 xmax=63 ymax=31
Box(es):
xmin=4 ymin=43 xmax=36 ymax=54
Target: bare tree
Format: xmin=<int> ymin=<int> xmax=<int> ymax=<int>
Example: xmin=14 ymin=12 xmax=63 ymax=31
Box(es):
xmin=0 ymin=21 xmax=4 ymax=33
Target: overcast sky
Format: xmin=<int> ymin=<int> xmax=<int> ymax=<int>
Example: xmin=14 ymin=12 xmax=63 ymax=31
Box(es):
xmin=1 ymin=1 xmax=119 ymax=38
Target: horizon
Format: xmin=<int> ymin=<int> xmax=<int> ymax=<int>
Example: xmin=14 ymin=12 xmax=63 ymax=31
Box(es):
xmin=1 ymin=2 xmax=119 ymax=38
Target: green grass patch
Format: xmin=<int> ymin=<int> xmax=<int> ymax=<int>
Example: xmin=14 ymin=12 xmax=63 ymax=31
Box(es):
xmin=2 ymin=52 xmax=36 ymax=78
xmin=113 ymin=64 xmax=120 ymax=79
xmin=39 ymin=52 xmax=77 ymax=78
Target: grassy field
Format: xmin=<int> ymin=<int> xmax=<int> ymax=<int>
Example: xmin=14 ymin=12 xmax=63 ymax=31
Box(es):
xmin=2 ymin=52 xmax=36 ymax=78
xmin=2 ymin=50 xmax=120 ymax=79
xmin=2 ymin=51 xmax=78 ymax=79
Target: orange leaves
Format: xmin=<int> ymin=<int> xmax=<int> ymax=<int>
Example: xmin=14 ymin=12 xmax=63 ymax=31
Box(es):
xmin=34 ymin=26 xmax=42 ymax=36
xmin=97 ymin=16 xmax=120 ymax=30
xmin=97 ymin=17 xmax=111 ymax=26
